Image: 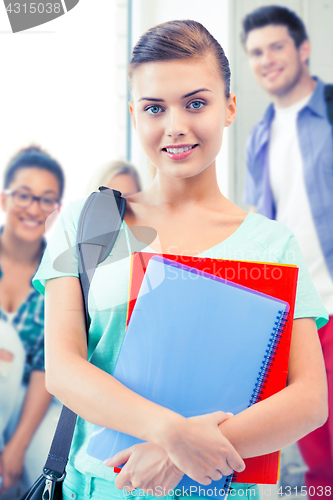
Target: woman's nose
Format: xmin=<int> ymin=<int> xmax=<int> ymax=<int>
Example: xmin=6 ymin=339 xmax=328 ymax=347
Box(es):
xmin=165 ymin=108 xmax=188 ymax=138
xmin=25 ymin=198 xmax=43 ymax=216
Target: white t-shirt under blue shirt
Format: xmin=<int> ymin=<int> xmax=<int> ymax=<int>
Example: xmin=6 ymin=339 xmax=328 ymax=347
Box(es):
xmin=269 ymin=93 xmax=333 ymax=315
xmin=33 ymin=197 xmax=328 ymax=484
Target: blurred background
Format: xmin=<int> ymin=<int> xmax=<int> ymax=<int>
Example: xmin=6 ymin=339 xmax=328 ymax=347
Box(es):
xmin=0 ymin=1 xmax=332 ymax=498
xmin=1 ymin=0 xmax=332 ymax=214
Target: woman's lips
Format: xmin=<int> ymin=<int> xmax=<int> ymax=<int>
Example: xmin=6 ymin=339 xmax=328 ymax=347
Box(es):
xmin=163 ymin=144 xmax=198 ymax=160
xmin=20 ymin=219 xmax=42 ymax=229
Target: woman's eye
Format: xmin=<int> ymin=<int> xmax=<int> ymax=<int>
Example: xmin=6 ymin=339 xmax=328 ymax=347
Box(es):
xmin=188 ymin=101 xmax=204 ymax=110
xmin=42 ymin=197 xmax=54 ymax=206
xmin=146 ymin=105 xmax=163 ymax=115
xmin=17 ymin=192 xmax=30 ymax=200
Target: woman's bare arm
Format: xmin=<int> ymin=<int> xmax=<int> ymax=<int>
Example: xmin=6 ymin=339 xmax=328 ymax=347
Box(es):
xmin=0 ymin=371 xmax=53 ymax=493
xmin=45 ymin=277 xmax=170 ymax=439
xmin=44 ymin=276 xmax=245 ymax=483
xmin=219 ymin=317 xmax=328 ymax=457
xmin=107 ymin=317 xmax=327 ymax=492
xmin=46 ymin=276 xmax=326 ymax=483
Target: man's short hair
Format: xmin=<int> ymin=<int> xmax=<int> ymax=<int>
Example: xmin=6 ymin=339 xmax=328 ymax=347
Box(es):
xmin=4 ymin=145 xmax=65 ymax=199
xmin=241 ymin=5 xmax=308 ymax=48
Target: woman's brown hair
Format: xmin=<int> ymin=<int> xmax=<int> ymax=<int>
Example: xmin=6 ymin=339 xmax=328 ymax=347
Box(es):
xmin=129 ymin=20 xmax=231 ymax=98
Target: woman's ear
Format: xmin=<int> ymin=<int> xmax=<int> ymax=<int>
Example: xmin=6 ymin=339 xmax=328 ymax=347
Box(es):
xmin=0 ymin=192 xmax=7 ymax=213
xmin=225 ymin=93 xmax=237 ymax=128
xmin=128 ymin=101 xmax=136 ymax=129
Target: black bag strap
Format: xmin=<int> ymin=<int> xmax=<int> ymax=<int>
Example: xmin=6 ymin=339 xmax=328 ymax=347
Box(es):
xmin=324 ymin=84 xmax=333 ymax=126
xmin=76 ymin=187 xmax=126 ymax=330
xmin=42 ymin=187 xmax=126 ymax=480
xmin=43 ymin=406 xmax=77 ymax=476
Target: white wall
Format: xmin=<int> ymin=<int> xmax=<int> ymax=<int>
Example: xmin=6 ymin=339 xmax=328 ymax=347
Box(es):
xmin=2 ymin=0 xmax=329 ymax=220
xmin=129 ymin=0 xmax=231 ymax=197
xmin=0 ymin=0 xmax=118 ymax=225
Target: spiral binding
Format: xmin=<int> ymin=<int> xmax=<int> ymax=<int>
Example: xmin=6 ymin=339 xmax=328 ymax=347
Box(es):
xmin=223 ymin=472 xmax=234 ymax=494
xmin=228 ymin=471 xmax=238 ymax=491
xmin=248 ymin=309 xmax=290 ymax=406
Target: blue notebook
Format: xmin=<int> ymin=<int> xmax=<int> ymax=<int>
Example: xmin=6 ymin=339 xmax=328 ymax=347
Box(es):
xmin=87 ymin=256 xmax=289 ymax=498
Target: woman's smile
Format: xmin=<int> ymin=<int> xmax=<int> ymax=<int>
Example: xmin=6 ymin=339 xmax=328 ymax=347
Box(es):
xmin=129 ymin=57 xmax=236 ymax=180
xmin=162 ymin=144 xmax=198 ymax=160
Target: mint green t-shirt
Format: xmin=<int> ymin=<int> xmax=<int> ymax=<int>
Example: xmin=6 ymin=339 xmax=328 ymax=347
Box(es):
xmin=33 ymin=198 xmax=328 ymax=482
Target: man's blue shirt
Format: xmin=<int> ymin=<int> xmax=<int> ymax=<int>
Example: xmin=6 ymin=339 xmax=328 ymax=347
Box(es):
xmin=244 ymin=77 xmax=333 ymax=280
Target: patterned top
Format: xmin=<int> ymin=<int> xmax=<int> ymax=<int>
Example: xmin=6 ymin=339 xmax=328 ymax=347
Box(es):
xmin=0 ymin=227 xmax=45 ymax=385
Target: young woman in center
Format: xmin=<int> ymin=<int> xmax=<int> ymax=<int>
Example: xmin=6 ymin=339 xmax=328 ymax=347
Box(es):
xmin=33 ymin=20 xmax=328 ymax=500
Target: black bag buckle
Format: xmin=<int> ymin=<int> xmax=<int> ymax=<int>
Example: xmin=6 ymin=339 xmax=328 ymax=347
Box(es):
xmin=42 ymin=469 xmax=66 ymax=500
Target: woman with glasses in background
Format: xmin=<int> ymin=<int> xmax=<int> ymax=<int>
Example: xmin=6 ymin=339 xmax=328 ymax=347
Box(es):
xmin=0 ymin=146 xmax=64 ymax=498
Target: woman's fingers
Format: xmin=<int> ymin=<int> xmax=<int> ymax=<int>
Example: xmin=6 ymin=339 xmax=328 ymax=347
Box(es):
xmin=104 ymin=447 xmax=133 ymax=468
xmin=106 ymin=411 xmax=245 ymax=491
xmin=203 ymin=457 xmax=239 ymax=484
xmin=164 ymin=411 xmax=245 ymax=484
xmin=208 ymin=469 xmax=224 ymax=482
xmin=200 ymin=476 xmax=212 ymax=486
xmin=112 ymin=442 xmax=184 ymax=493
xmin=115 ymin=469 xmax=134 ymax=490
xmin=206 ymin=412 xmax=245 ymax=474
xmin=211 ymin=411 xmax=232 ymax=425
xmin=225 ymin=446 xmax=245 ymax=473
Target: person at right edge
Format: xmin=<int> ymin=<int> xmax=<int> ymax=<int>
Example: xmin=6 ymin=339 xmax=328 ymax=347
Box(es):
xmin=242 ymin=5 xmax=333 ymax=496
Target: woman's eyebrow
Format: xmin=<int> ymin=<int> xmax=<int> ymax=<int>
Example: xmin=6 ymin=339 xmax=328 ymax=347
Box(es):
xmin=42 ymin=190 xmax=58 ymax=195
xmin=182 ymin=88 xmax=212 ymax=98
xmin=16 ymin=185 xmax=58 ymax=195
xmin=138 ymin=97 xmax=165 ymax=102
xmin=138 ymin=88 xmax=212 ymax=103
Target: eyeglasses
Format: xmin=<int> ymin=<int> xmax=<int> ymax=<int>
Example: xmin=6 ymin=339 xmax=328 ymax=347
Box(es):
xmin=4 ymin=189 xmax=60 ymax=213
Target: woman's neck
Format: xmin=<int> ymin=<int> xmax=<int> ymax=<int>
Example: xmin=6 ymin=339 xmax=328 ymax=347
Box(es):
xmin=144 ymin=164 xmax=225 ymax=208
xmin=0 ymin=226 xmax=43 ymax=266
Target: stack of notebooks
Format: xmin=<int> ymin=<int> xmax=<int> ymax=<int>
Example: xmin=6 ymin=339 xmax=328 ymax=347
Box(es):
xmin=87 ymin=253 xmax=298 ymax=498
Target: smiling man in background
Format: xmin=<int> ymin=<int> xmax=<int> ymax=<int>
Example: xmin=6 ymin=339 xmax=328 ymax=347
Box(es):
xmin=242 ymin=5 xmax=333 ymax=497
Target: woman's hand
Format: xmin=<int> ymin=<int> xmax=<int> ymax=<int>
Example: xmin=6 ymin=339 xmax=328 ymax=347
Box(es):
xmin=162 ymin=411 xmax=245 ymax=484
xmin=0 ymin=440 xmax=25 ymax=494
xmin=104 ymin=442 xmax=184 ymax=494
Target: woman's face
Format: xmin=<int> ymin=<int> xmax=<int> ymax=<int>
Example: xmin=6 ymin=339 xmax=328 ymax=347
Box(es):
xmin=1 ymin=167 xmax=60 ymax=243
xmin=106 ymin=173 xmax=139 ymax=197
xmin=129 ymin=55 xmax=236 ymax=180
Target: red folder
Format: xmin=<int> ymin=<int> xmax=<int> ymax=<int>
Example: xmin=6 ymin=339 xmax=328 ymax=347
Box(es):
xmin=124 ymin=252 xmax=298 ymax=484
